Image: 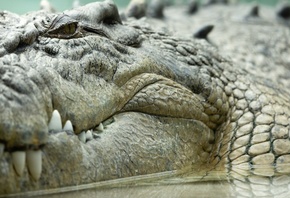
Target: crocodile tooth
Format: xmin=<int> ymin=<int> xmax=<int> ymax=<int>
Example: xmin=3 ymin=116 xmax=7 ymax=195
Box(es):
xmin=86 ymin=130 xmax=93 ymax=141
xmin=78 ymin=131 xmax=86 ymax=143
xmin=0 ymin=143 xmax=4 ymax=157
xmin=92 ymin=133 xmax=100 ymax=139
xmin=63 ymin=120 xmax=74 ymax=132
xmin=26 ymin=150 xmax=42 ymax=181
xmin=97 ymin=123 xmax=104 ymax=131
xmin=12 ymin=151 xmax=26 ymax=176
xmin=48 ymin=110 xmax=62 ymax=131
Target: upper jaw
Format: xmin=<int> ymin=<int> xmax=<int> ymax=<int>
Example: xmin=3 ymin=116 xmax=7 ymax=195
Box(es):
xmin=0 ymin=65 xmax=214 ymax=193
xmin=0 ymin=64 xmax=51 ymax=150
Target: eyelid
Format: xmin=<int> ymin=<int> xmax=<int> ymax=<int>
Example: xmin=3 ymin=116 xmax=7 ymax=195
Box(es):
xmin=44 ymin=15 xmax=81 ymax=39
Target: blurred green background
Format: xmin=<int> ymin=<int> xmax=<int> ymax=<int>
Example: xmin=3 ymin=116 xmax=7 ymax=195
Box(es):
xmin=0 ymin=0 xmax=289 ymax=14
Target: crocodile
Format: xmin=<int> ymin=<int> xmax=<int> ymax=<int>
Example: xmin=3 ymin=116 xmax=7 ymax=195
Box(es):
xmin=1 ymin=0 xmax=290 ymax=196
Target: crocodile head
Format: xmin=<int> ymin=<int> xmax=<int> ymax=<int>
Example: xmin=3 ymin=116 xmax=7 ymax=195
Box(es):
xmin=0 ymin=0 xmax=232 ymax=194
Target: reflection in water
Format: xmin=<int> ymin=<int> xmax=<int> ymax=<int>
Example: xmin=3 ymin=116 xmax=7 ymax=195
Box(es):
xmin=230 ymin=174 xmax=290 ymax=197
xmin=42 ymin=181 xmax=231 ymax=198
xmin=9 ymin=165 xmax=290 ymax=198
xmin=228 ymin=164 xmax=290 ymax=197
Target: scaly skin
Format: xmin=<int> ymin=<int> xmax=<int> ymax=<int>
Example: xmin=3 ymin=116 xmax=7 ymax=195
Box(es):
xmin=0 ymin=0 xmax=290 ymax=196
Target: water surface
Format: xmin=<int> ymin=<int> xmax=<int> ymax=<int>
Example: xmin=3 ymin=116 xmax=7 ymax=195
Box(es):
xmin=5 ymin=167 xmax=290 ymax=198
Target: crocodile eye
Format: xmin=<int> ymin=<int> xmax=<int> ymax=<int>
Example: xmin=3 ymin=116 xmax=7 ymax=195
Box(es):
xmin=44 ymin=15 xmax=82 ymax=39
xmin=46 ymin=22 xmax=79 ymax=39
xmin=59 ymin=23 xmax=76 ymax=35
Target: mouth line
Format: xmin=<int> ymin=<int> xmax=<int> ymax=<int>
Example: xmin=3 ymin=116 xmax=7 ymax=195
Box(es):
xmin=0 ymin=111 xmax=213 ymax=187
xmin=0 ymin=71 xmax=211 ymax=184
xmin=47 ymin=109 xmax=106 ymax=143
xmin=0 ymin=72 xmax=213 ymax=190
xmin=48 ymin=109 xmax=203 ymax=144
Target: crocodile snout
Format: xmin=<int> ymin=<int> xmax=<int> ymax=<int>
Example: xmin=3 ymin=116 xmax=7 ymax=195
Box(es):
xmin=0 ymin=64 xmax=50 ymax=149
xmin=0 ymin=62 xmax=51 ymax=181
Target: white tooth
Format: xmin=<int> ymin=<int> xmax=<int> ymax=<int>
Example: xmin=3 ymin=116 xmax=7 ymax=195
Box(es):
xmin=26 ymin=150 xmax=42 ymax=181
xmin=0 ymin=143 xmax=4 ymax=157
xmin=48 ymin=110 xmax=62 ymax=131
xmin=78 ymin=131 xmax=86 ymax=143
xmin=86 ymin=130 xmax=93 ymax=141
xmin=92 ymin=133 xmax=99 ymax=139
xmin=63 ymin=120 xmax=74 ymax=132
xmin=12 ymin=151 xmax=26 ymax=176
xmin=97 ymin=123 xmax=104 ymax=131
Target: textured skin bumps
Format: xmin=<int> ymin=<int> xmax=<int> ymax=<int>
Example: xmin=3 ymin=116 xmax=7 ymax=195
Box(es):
xmin=170 ymin=4 xmax=290 ymax=175
xmin=0 ymin=0 xmax=290 ymax=196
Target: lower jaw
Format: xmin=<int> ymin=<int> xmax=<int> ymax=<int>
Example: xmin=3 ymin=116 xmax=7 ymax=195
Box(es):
xmin=0 ymin=112 xmax=214 ymax=195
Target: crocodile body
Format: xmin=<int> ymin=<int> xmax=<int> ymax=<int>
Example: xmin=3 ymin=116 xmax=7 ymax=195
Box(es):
xmin=0 ymin=0 xmax=290 ymax=196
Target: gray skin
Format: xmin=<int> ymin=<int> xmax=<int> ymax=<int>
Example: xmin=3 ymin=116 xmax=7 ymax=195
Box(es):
xmin=0 ymin=0 xmax=290 ymax=196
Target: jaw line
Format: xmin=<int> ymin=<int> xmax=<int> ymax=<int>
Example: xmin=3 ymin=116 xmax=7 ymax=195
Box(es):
xmin=0 ymin=112 xmax=214 ymax=193
xmin=43 ymin=112 xmax=214 ymax=185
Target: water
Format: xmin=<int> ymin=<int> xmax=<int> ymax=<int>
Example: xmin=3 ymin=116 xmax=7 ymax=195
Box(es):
xmin=41 ymin=181 xmax=231 ymax=198
xmin=6 ymin=168 xmax=290 ymax=197
xmin=1 ymin=160 xmax=289 ymax=197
